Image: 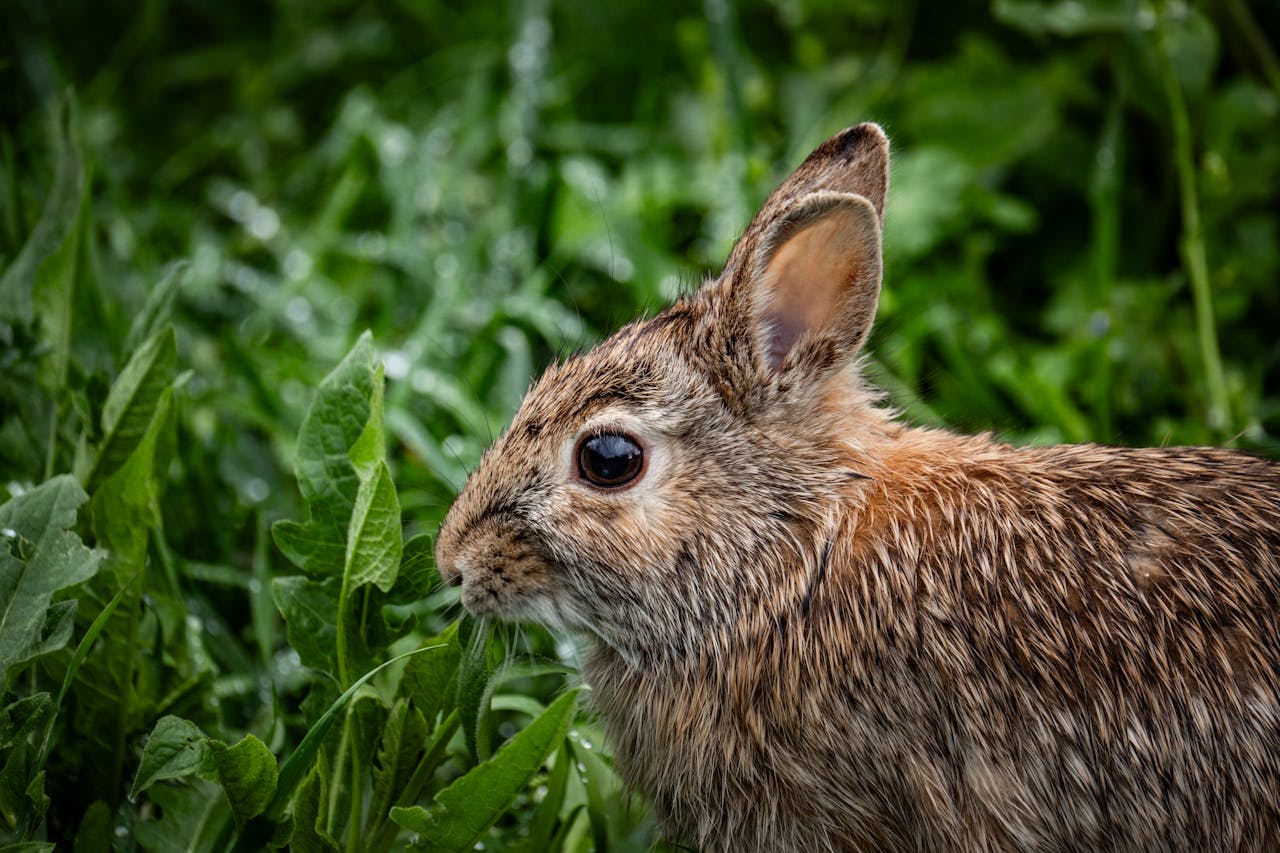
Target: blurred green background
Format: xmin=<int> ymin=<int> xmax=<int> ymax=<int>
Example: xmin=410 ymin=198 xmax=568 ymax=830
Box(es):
xmin=2 ymin=0 xmax=1278 ymax=848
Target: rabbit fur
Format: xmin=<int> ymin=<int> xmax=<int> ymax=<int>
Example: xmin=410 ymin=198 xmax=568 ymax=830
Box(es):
xmin=434 ymin=123 xmax=1280 ymax=852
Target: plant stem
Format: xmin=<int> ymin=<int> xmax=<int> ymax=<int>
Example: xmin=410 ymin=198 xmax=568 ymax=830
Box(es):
xmin=44 ymin=100 xmax=82 ymax=483
xmin=251 ymin=512 xmax=275 ymax=668
xmin=327 ymin=715 xmax=352 ymax=839
xmin=1156 ymin=7 xmax=1231 ymax=433
xmin=704 ymin=0 xmax=748 ymax=145
xmin=43 ymin=402 xmax=59 ymax=483
xmin=335 ymin=580 xmax=353 ymax=690
xmin=345 ymin=715 xmax=364 ymax=853
xmin=1087 ymin=86 xmax=1124 ymax=442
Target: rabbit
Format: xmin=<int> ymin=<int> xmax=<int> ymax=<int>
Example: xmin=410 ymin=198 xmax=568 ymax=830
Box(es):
xmin=433 ymin=123 xmax=1280 ymax=852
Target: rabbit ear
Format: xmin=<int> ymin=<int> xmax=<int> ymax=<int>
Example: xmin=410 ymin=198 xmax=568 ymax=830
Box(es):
xmin=720 ymin=123 xmax=889 ymax=287
xmin=739 ymin=191 xmax=883 ymax=377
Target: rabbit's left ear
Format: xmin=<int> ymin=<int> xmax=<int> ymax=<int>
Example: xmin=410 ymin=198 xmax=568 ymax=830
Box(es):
xmin=744 ymin=191 xmax=882 ymax=377
xmin=703 ymin=124 xmax=888 ymax=402
xmin=720 ymin=123 xmax=889 ymax=286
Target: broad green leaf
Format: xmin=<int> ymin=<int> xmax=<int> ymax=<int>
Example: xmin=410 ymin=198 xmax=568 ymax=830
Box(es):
xmin=75 ymin=386 xmax=174 ymax=804
xmin=272 ymin=519 xmax=345 ymax=581
xmin=31 ymin=137 xmax=90 ymax=404
xmin=493 ymin=661 xmax=577 ymax=686
xmin=391 ymin=689 xmax=580 ymax=853
xmin=72 ymin=799 xmax=112 ymax=853
xmin=210 ymin=733 xmax=277 ymax=829
xmin=348 ymin=361 xmax=386 ymax=478
xmin=0 ymin=695 xmax=52 ymax=751
xmin=25 ymin=601 xmax=76 ymax=669
xmin=512 ymin=739 xmax=572 ymax=853
xmin=0 ymin=743 xmax=34 ymax=831
xmin=132 ymin=716 xmax=213 ymax=797
xmin=380 ymin=533 xmax=439 ymax=635
xmin=272 ymin=331 xmax=376 ymax=578
xmin=0 ymin=843 xmax=56 ymax=853
xmin=289 ymin=765 xmax=339 ymax=853
xmin=348 ymin=687 xmax=389 ymax=789
xmin=275 ymin=331 xmax=405 ymax=689
xmin=0 ymin=694 xmax=51 ymax=837
xmin=391 ymin=533 xmax=437 ymax=603
xmin=21 ymin=771 xmax=47 ymax=834
xmin=366 ymin=698 xmax=427 ymax=836
xmin=457 ymin=620 xmax=494 ymax=762
xmin=87 ymin=383 xmax=172 ymax=576
xmin=1163 ymin=6 xmax=1218 ymax=101
xmin=271 ymin=576 xmax=339 ymax=675
xmin=296 ymin=330 xmax=374 ymax=509
xmin=75 ymin=327 xmax=176 ymax=490
xmin=0 ymin=99 xmax=82 ymax=327
xmin=123 ymin=262 xmax=185 ymax=355
xmin=344 ymin=459 xmax=401 ymax=593
xmin=0 ymin=694 xmax=52 ymax=837
xmin=0 ymin=476 xmax=101 ymax=691
xmin=135 ymin=779 xmax=229 ymax=853
xmin=400 ymin=624 xmax=461 ymax=728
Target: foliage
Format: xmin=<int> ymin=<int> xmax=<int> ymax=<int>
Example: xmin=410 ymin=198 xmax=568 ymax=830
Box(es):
xmin=0 ymin=0 xmax=1277 ymax=849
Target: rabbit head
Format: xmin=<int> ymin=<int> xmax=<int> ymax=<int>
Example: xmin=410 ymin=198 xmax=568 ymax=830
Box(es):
xmin=435 ymin=124 xmax=895 ymax=663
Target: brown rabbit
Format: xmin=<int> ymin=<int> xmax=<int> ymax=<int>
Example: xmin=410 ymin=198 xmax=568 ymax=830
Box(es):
xmin=434 ymin=124 xmax=1280 ymax=852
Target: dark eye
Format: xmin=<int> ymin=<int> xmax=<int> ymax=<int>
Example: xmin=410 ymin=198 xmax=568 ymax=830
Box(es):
xmin=577 ymin=433 xmax=645 ymax=488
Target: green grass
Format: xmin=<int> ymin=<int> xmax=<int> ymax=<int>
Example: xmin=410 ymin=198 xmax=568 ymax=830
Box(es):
xmin=0 ymin=0 xmax=1277 ymax=848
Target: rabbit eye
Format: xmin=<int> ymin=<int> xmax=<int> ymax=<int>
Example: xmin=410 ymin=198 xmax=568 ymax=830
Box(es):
xmin=577 ymin=433 xmax=644 ymax=488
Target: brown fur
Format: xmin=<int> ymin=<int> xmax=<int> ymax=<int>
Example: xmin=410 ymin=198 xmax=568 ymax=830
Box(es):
xmin=434 ymin=123 xmax=1280 ymax=851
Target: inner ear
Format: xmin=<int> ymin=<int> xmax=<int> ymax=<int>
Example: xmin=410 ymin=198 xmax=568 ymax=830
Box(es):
xmin=754 ymin=192 xmax=883 ymax=374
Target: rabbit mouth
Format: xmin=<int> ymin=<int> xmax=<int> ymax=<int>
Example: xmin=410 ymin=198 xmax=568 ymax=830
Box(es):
xmin=458 ymin=574 xmax=502 ymax=616
xmin=457 ymin=562 xmax=527 ymax=618
xmin=460 ymin=575 xmax=581 ymax=635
